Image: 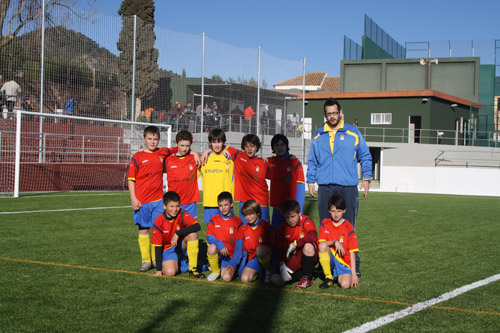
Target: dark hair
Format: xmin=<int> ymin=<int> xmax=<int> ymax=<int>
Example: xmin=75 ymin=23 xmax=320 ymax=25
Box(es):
xmin=175 ymin=130 xmax=193 ymax=143
xmin=328 ymin=194 xmax=346 ymax=210
xmin=323 ymin=98 xmax=341 ymax=113
xmin=241 ymin=134 xmax=261 ymax=151
xmin=143 ymin=125 xmax=160 ymax=138
xmin=208 ymin=128 xmax=226 ymax=143
xmin=163 ymin=191 xmax=181 ymax=205
xmin=271 ymin=134 xmax=289 ymax=153
xmin=280 ymin=199 xmax=301 ymax=216
xmin=241 ymin=199 xmax=261 ymax=218
xmin=217 ymin=191 xmax=233 ymax=204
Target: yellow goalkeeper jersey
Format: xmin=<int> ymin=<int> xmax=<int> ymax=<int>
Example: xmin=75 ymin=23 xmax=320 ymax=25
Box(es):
xmin=199 ymin=153 xmax=235 ymax=207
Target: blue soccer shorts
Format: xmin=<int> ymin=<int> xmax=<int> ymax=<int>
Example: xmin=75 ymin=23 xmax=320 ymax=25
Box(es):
xmin=203 ymin=207 xmax=220 ymax=224
xmin=133 ymin=200 xmax=163 ymax=228
xmin=238 ymin=256 xmax=264 ymax=277
xmin=329 ymin=249 xmax=353 ymax=278
xmin=181 ymin=202 xmax=198 ymax=220
xmin=162 ymin=246 xmax=189 ymax=273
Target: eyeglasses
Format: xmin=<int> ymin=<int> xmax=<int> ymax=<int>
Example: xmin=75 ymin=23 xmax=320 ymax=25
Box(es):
xmin=325 ymin=111 xmax=340 ymax=117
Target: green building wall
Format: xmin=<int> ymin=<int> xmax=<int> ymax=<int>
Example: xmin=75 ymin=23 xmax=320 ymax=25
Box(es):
xmin=305 ymin=97 xmax=473 ymax=145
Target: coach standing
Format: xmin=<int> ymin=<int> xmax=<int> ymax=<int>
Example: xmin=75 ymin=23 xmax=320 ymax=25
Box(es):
xmin=306 ymin=98 xmax=372 ymax=272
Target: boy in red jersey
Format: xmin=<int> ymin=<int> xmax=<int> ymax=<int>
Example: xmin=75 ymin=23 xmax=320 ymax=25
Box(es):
xmin=205 ymin=192 xmax=243 ymax=282
xmin=164 ymin=130 xmax=200 ymax=219
xmin=271 ymin=199 xmax=318 ymax=289
xmin=225 ymin=134 xmax=270 ymax=224
xmin=268 ymin=134 xmax=305 ymax=230
xmin=238 ymin=199 xmax=273 ymax=283
xmin=318 ymin=194 xmax=359 ymax=289
xmin=151 ymin=191 xmax=205 ymax=278
xmin=128 ymin=126 xmax=178 ymax=272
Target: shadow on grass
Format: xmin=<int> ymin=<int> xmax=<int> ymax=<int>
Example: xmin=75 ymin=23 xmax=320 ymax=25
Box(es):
xmin=138 ymin=300 xmax=187 ymax=332
xmin=223 ymin=282 xmax=283 ymax=333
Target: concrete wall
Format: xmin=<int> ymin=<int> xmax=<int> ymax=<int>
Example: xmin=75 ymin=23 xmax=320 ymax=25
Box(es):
xmin=378 ymin=143 xmax=500 ymax=196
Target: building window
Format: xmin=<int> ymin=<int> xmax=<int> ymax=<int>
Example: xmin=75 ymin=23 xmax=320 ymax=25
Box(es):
xmin=371 ymin=113 xmax=392 ymax=125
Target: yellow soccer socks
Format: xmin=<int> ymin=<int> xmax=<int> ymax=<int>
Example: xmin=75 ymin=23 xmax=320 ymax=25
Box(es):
xmin=186 ymin=240 xmax=199 ymax=271
xmin=207 ymin=253 xmax=220 ymax=274
xmin=138 ymin=234 xmax=151 ymax=263
xmin=319 ymin=251 xmax=334 ymax=280
xmin=258 ymin=255 xmax=272 ymax=272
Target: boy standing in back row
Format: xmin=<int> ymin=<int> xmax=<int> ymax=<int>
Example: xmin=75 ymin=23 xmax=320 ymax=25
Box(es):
xmin=199 ymin=128 xmax=235 ymax=223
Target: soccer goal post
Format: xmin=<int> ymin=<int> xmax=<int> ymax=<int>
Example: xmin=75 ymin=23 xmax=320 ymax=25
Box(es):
xmin=1 ymin=111 xmax=172 ymax=198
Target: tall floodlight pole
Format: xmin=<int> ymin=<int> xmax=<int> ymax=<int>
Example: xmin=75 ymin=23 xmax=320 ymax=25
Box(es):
xmin=302 ymin=57 xmax=306 ymax=162
xmin=38 ymin=0 xmax=46 ymax=163
xmin=131 ymin=15 xmax=137 ymax=121
xmin=256 ymin=46 xmax=261 ymax=136
xmin=200 ymin=33 xmax=205 ymax=146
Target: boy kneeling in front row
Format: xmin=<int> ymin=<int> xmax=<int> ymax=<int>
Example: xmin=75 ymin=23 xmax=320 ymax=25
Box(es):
xmin=318 ymin=194 xmax=359 ymax=289
xmin=271 ymin=199 xmax=318 ymax=289
xmin=151 ymin=191 xmax=205 ymax=278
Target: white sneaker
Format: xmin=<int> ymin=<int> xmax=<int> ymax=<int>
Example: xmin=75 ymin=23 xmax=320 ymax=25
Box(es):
xmin=207 ymin=272 xmax=220 ymax=281
xmin=139 ymin=262 xmax=152 ymax=272
xmin=264 ymin=271 xmax=272 ymax=283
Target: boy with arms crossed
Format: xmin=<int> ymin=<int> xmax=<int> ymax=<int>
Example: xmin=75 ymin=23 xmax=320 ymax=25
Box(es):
xmin=164 ymin=130 xmax=200 ymax=219
xmin=205 ymin=192 xmax=243 ymax=282
xmin=238 ymin=199 xmax=273 ymax=283
xmin=271 ymin=199 xmax=318 ymax=289
xmin=199 ymin=128 xmax=235 ymax=224
xmin=268 ymin=134 xmax=305 ymax=230
xmin=128 ymin=126 xmax=178 ymax=272
xmin=151 ymin=191 xmax=205 ymax=278
xmin=318 ymin=194 xmax=359 ymax=289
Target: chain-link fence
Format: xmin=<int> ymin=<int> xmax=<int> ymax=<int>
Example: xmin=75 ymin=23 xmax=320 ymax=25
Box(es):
xmin=0 ymin=5 xmax=305 ymax=145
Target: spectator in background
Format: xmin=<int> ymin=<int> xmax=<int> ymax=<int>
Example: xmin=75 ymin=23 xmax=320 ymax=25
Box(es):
xmin=136 ymin=110 xmax=149 ymax=123
xmin=65 ymin=98 xmax=77 ymax=124
xmin=353 ymin=119 xmax=359 ymax=127
xmin=21 ymin=98 xmax=34 ymax=121
xmin=145 ymin=107 xmax=154 ymax=123
xmin=1 ymin=78 xmax=21 ymax=119
xmin=244 ymin=105 xmax=255 ymax=133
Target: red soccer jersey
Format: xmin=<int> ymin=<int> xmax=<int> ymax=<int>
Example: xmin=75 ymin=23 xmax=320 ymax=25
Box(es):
xmin=151 ymin=209 xmax=198 ymax=251
xmin=268 ymin=155 xmax=305 ymax=209
xmin=206 ymin=214 xmax=243 ymax=257
xmin=128 ymin=147 xmax=177 ymax=204
xmin=319 ymin=218 xmax=359 ymax=268
xmin=241 ymin=220 xmax=271 ymax=261
xmin=227 ymin=146 xmax=269 ymax=206
xmin=277 ymin=215 xmax=317 ymax=247
xmin=164 ymin=154 xmax=200 ymax=205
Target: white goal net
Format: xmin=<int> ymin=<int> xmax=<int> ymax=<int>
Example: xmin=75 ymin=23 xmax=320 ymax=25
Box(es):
xmin=0 ymin=111 xmax=172 ymax=197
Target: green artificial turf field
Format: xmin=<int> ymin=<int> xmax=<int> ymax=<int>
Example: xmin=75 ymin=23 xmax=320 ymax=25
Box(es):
xmin=1 ymin=192 xmax=499 ymax=332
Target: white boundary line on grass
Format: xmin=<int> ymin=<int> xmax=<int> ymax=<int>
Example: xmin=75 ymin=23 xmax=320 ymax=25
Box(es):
xmin=344 ymin=273 xmax=500 ymax=333
xmin=0 ymin=206 xmax=130 ymax=214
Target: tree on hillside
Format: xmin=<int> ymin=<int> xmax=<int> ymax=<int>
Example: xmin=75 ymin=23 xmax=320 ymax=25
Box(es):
xmin=116 ymin=0 xmax=159 ymax=111
xmin=0 ymin=0 xmax=95 ymax=47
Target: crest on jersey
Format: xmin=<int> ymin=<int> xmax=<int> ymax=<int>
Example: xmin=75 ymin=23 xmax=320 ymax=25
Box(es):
xmin=258 ymin=235 xmax=263 ymax=243
xmin=229 ymin=227 xmax=234 ymax=234
xmin=339 ymin=235 xmax=344 ymax=243
xmin=299 ymin=232 xmax=305 ymax=238
xmin=189 ymin=163 xmax=194 ymax=170
xmin=256 ymin=165 xmax=260 ymax=172
xmin=286 ymin=166 xmax=291 ymax=172
xmin=340 ymin=134 xmax=345 ymax=141
xmin=159 ymin=156 xmax=164 ymax=162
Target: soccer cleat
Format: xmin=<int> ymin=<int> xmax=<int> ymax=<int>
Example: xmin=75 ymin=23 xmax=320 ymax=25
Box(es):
xmin=295 ymin=276 xmax=314 ymax=289
xmin=319 ymin=278 xmax=334 ymax=289
xmin=189 ymin=268 xmax=206 ymax=279
xmin=139 ymin=262 xmax=152 ymax=272
xmin=207 ymin=272 xmax=220 ymax=281
xmin=264 ymin=271 xmax=272 ymax=283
